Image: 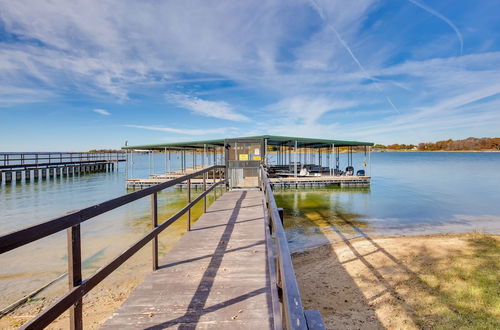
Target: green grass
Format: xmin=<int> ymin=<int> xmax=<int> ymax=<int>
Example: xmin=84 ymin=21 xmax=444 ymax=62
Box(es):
xmin=412 ymin=233 xmax=500 ymax=329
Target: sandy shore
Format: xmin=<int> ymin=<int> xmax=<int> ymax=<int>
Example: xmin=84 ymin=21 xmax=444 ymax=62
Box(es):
xmin=2 ymin=233 xmax=498 ymax=329
xmin=0 ymin=247 xmax=152 ymax=329
xmin=292 ymin=233 xmax=500 ymax=329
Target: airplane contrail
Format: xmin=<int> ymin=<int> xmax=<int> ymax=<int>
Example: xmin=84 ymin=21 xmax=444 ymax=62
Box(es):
xmin=408 ymin=0 xmax=463 ymax=56
xmin=309 ymin=0 xmax=401 ymax=114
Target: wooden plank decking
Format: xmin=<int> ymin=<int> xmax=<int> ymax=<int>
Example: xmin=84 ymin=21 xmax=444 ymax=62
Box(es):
xmin=101 ymin=190 xmax=275 ymax=329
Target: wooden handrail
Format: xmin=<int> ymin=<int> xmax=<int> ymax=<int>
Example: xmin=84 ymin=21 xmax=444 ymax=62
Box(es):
xmin=0 ymin=165 xmax=226 ymax=329
xmin=260 ymin=165 xmax=325 ymax=330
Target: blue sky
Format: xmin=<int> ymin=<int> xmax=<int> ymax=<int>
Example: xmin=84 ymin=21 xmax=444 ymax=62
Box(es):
xmin=1 ymin=0 xmax=500 ymax=151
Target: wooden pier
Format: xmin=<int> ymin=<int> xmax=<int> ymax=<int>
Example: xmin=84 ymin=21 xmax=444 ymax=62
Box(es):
xmin=270 ymin=175 xmax=370 ymax=187
xmin=0 ymin=152 xmax=125 ymax=184
xmin=102 ymin=190 xmax=275 ymax=329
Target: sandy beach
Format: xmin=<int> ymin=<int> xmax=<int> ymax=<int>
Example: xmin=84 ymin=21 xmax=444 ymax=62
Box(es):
xmin=0 ymin=246 xmax=152 ymax=329
xmin=293 ymin=233 xmax=500 ymax=329
xmin=2 ymin=232 xmax=498 ymax=329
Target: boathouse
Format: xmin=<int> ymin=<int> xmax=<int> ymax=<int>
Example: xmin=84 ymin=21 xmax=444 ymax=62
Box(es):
xmin=123 ymin=135 xmax=374 ymax=189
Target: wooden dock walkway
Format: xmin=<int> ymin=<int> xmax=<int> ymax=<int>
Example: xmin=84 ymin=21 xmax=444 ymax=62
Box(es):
xmin=102 ymin=190 xmax=276 ymax=329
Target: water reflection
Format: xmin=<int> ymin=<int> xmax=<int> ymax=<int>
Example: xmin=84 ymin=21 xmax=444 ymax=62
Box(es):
xmin=275 ymin=187 xmax=371 ymax=252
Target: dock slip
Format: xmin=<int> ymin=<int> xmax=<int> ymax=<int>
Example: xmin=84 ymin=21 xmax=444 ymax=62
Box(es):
xmin=0 ymin=165 xmax=325 ymax=329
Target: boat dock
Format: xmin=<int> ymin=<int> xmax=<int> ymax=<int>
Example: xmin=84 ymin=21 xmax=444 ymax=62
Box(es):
xmin=0 ymin=152 xmax=125 ymax=184
xmin=124 ymin=135 xmax=373 ymax=190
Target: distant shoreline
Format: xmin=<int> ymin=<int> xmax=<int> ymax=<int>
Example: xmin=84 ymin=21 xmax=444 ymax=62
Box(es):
xmin=372 ymin=149 xmax=500 ymax=153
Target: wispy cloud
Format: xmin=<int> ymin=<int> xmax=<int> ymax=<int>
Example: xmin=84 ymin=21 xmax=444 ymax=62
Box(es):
xmin=93 ymin=108 xmax=110 ymax=116
xmin=165 ymin=93 xmax=250 ymax=122
xmin=308 ymin=0 xmax=401 ymax=114
xmin=408 ymin=0 xmax=464 ymax=55
xmin=124 ymin=124 xmax=231 ymax=135
xmin=268 ymin=96 xmax=358 ymax=125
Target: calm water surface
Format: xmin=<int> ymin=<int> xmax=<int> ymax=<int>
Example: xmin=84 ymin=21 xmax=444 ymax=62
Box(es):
xmin=1 ymin=152 xmax=499 ymax=304
xmin=276 ymin=152 xmax=500 ymax=251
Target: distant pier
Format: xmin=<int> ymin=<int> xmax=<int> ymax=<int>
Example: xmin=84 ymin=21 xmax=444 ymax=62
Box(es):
xmin=0 ymin=152 xmax=126 ymax=184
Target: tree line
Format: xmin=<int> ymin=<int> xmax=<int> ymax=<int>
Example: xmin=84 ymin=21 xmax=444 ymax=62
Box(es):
xmin=374 ymin=137 xmax=500 ymax=151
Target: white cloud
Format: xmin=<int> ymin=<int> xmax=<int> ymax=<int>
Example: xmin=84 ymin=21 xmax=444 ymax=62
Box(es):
xmin=165 ymin=93 xmax=250 ymax=122
xmin=125 ymin=125 xmax=231 ymax=135
xmin=268 ymin=96 xmax=358 ymax=125
xmin=93 ymin=108 xmax=110 ymax=116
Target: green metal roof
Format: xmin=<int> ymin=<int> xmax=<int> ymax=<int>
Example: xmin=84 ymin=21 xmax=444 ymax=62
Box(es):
xmin=122 ymin=135 xmax=374 ymax=150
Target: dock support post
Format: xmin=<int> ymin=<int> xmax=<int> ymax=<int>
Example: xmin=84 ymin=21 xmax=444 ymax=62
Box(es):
xmin=203 ymin=172 xmax=207 ymax=212
xmin=67 ymin=224 xmax=83 ymax=330
xmin=5 ymin=172 xmax=12 ymax=183
xmin=151 ymin=192 xmax=158 ymax=270
xmin=34 ymin=169 xmax=39 ymax=180
xmin=25 ymin=169 xmax=30 ymax=182
xmin=111 ymin=163 xmax=114 ymax=171
xmin=0 ymin=172 xmax=2 ymax=184
xmin=41 ymin=168 xmax=47 ymax=179
xmin=187 ymin=179 xmax=191 ymax=231
xmin=278 ymin=208 xmax=284 ymax=225
xmin=16 ymin=171 xmax=22 ymax=183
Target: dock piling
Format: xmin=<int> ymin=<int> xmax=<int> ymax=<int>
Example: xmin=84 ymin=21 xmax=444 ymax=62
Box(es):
xmin=5 ymin=171 xmax=12 ymax=183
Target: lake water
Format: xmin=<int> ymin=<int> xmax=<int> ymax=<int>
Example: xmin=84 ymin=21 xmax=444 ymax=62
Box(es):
xmin=277 ymin=152 xmax=500 ymax=251
xmin=1 ymin=152 xmax=500 ymax=305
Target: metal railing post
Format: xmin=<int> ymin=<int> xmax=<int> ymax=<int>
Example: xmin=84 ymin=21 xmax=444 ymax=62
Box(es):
xmin=67 ymin=224 xmax=83 ymax=330
xmin=203 ymin=171 xmax=207 ymax=212
xmin=187 ymin=179 xmax=191 ymax=231
xmin=213 ymin=169 xmax=216 ymax=200
xmin=151 ymin=192 xmax=158 ymax=270
xmin=219 ymin=171 xmax=224 ymax=196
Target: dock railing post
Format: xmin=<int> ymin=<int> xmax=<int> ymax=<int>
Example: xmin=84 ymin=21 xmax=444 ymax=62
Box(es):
xmin=203 ymin=171 xmax=207 ymax=213
xmin=67 ymin=224 xmax=83 ymax=330
xmin=151 ymin=192 xmax=158 ymax=270
xmin=187 ymin=179 xmax=191 ymax=231
xmin=218 ymin=168 xmax=222 ymax=195
xmin=213 ymin=169 xmax=216 ymax=200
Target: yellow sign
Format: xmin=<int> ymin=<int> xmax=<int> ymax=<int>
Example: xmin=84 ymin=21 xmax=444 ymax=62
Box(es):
xmin=253 ymin=155 xmax=261 ymax=161
xmin=239 ymin=154 xmax=249 ymax=161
